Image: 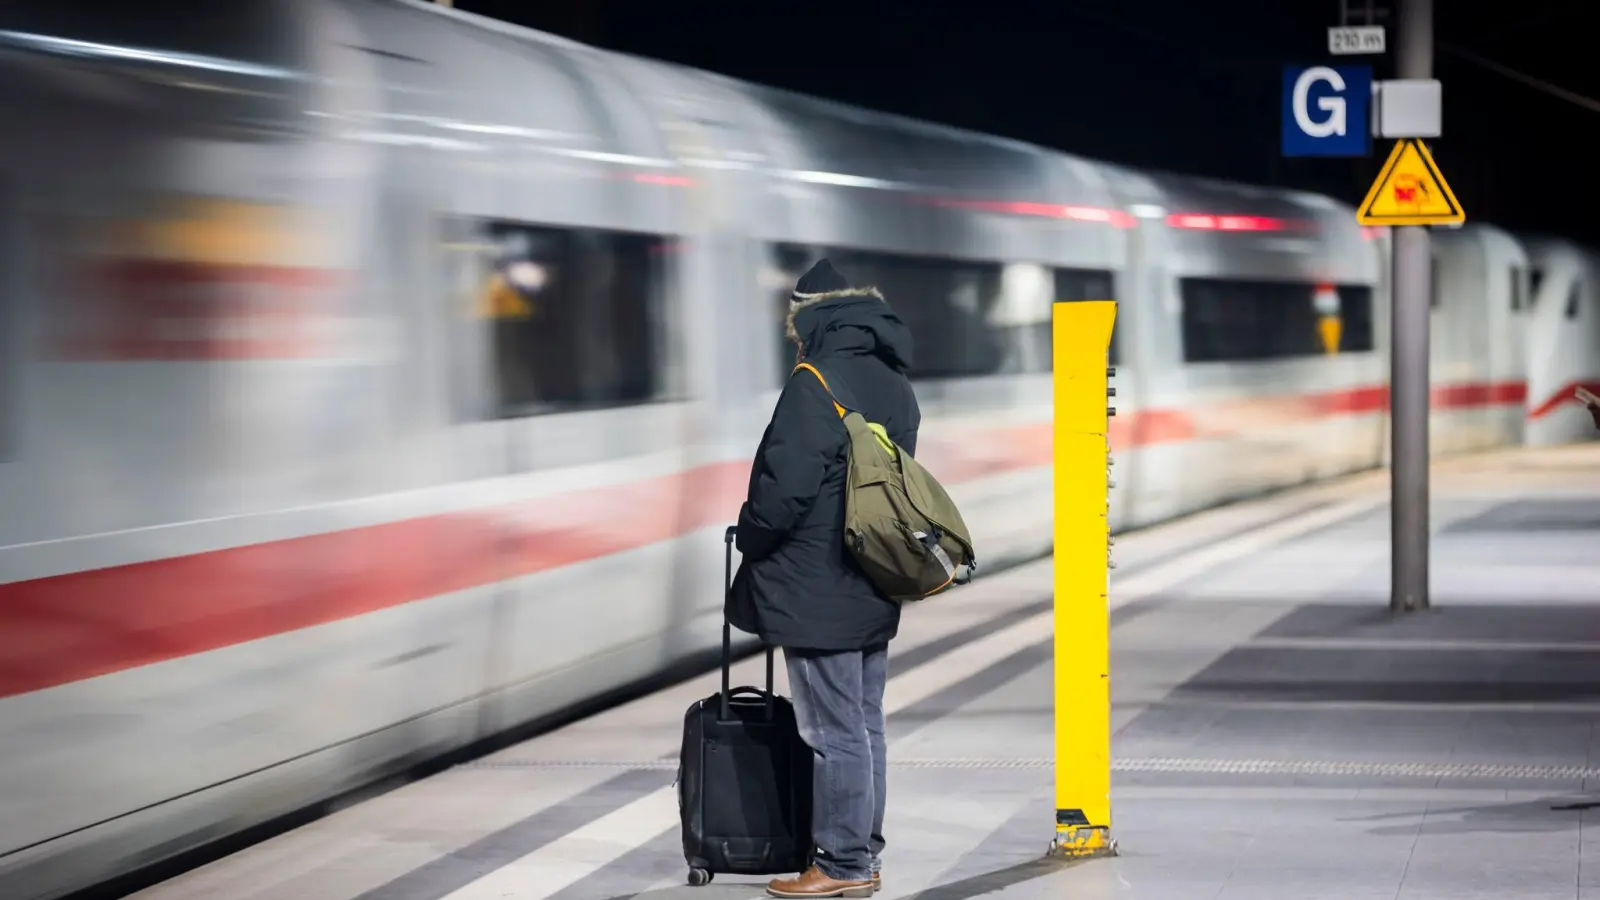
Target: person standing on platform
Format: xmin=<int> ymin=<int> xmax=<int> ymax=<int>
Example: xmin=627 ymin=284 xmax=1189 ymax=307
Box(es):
xmin=727 ymin=259 xmax=921 ymax=898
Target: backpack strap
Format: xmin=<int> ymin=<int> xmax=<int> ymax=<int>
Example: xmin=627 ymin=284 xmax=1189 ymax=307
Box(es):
xmin=795 ymin=362 xmax=900 ymax=459
xmin=793 ymin=363 xmax=846 ymax=418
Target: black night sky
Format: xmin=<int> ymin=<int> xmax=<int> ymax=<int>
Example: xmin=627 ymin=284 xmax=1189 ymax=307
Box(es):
xmin=458 ymin=0 xmax=1600 ymax=246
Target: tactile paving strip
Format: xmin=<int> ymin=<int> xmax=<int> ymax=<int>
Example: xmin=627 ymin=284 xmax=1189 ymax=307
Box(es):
xmin=462 ymin=757 xmax=1600 ymax=780
xmin=1114 ymin=758 xmax=1600 ymax=780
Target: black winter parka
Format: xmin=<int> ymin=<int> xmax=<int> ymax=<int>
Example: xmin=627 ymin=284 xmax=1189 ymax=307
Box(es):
xmin=727 ymin=287 xmax=921 ymax=650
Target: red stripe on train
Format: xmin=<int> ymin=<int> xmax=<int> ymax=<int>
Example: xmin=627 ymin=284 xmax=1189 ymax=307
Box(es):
xmin=0 ymin=378 xmax=1527 ymax=700
xmin=0 ymin=462 xmax=754 ymax=701
xmin=1526 ymin=379 xmax=1600 ymax=420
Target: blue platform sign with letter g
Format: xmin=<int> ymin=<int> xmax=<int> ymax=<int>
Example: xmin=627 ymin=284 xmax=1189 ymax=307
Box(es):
xmin=1282 ymin=64 xmax=1371 ymax=157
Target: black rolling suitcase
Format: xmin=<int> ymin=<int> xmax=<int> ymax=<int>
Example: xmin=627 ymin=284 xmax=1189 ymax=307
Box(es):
xmin=678 ymin=526 xmax=814 ymax=886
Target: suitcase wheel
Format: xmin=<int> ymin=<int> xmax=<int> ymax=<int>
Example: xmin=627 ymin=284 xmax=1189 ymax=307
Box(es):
xmin=687 ymin=867 xmax=714 ymax=886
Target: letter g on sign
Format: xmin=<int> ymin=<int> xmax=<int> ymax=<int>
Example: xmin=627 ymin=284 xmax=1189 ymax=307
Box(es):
xmin=1293 ymin=66 xmax=1347 ymax=138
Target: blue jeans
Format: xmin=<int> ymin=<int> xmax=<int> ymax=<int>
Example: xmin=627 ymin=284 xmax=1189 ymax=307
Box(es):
xmin=783 ymin=644 xmax=888 ymax=882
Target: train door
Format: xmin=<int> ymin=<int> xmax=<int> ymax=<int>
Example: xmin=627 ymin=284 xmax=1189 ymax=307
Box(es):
xmin=1483 ymin=231 xmax=1530 ymax=446
xmin=654 ymin=100 xmax=755 ymax=659
xmin=0 ymin=176 xmax=14 ymax=473
xmin=1096 ymin=167 xmax=1170 ymax=529
xmin=603 ymin=57 xmax=767 ymax=664
xmin=1108 ymin=216 xmax=1145 ymax=531
xmin=0 ymin=169 xmax=19 ymax=555
xmin=1524 ymin=241 xmax=1600 ymax=445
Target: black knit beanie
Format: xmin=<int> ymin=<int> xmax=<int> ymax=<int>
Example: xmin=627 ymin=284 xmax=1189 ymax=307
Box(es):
xmin=791 ymin=258 xmax=852 ymax=304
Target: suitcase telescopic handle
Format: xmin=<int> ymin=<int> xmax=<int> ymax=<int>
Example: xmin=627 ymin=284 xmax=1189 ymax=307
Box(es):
xmin=721 ymin=525 xmax=776 ymax=722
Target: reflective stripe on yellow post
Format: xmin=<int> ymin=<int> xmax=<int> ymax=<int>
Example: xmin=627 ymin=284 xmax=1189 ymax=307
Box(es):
xmin=1050 ymin=299 xmax=1117 ymax=860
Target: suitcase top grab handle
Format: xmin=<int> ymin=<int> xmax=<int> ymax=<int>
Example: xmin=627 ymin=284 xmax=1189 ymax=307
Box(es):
xmin=722 ymin=525 xmax=776 ymax=722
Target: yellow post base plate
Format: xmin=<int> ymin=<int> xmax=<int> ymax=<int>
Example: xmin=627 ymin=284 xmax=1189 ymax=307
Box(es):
xmin=1049 ymin=825 xmax=1118 ymax=860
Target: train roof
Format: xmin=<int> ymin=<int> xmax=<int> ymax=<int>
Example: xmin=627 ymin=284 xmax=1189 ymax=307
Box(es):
xmin=394 ymin=0 xmax=1340 ymax=216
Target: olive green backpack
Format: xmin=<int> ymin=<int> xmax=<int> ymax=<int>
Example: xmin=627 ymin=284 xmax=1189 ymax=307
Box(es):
xmin=795 ymin=363 xmax=977 ymax=602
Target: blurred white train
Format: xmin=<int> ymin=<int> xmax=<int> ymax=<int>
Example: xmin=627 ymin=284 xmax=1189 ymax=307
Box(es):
xmin=0 ymin=1 xmax=1597 ymax=897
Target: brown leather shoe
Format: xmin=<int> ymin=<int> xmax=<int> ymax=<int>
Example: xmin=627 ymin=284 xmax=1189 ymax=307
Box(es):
xmin=872 ymin=872 xmax=881 ymax=893
xmin=766 ymin=866 xmax=875 ymax=898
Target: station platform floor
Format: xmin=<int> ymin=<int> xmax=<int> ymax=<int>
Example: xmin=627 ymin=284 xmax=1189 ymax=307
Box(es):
xmin=130 ymin=443 xmax=1600 ymax=900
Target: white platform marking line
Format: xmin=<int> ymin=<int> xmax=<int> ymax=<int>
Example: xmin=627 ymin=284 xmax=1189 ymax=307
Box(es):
xmin=438 ymin=788 xmax=680 ymax=900
xmin=1111 ymin=497 xmax=1381 ymax=606
xmin=881 ymin=612 xmax=1052 ymax=713
xmin=443 ymin=497 xmax=1366 ymax=900
xmin=1246 ymin=637 xmax=1600 ymax=653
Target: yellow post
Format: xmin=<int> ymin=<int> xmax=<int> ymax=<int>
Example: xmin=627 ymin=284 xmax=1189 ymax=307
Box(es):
xmin=1049 ymin=299 xmax=1117 ymax=859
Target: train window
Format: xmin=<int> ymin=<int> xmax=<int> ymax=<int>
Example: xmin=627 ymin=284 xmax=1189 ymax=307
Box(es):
xmin=1429 ymin=254 xmax=1440 ymax=309
xmin=1180 ymin=278 xmax=1371 ymax=362
xmin=1337 ymin=286 xmax=1376 ymax=353
xmin=1566 ymin=282 xmax=1581 ymax=320
xmin=770 ymin=244 xmax=1043 ymax=381
xmin=768 ymin=246 xmax=1119 ymax=379
xmin=1529 ymin=268 xmax=1545 ymax=304
xmin=1181 ymin=279 xmax=1318 ymax=363
xmin=471 ymin=220 xmax=671 ymax=417
xmin=1510 ymin=267 xmax=1524 ymax=312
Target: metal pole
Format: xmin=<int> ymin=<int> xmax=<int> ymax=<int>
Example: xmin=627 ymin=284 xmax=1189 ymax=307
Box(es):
xmin=1390 ymin=0 xmax=1432 ymax=612
xmin=1398 ymin=0 xmax=1431 ymax=80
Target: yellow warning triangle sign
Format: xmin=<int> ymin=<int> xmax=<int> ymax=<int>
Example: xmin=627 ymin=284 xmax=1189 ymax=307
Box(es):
xmin=1356 ymin=139 xmax=1464 ymax=227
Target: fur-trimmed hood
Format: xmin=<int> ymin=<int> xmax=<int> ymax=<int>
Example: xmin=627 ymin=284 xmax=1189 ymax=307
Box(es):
xmin=786 ymin=285 xmax=913 ymax=373
xmin=784 ymin=285 xmax=883 ymax=342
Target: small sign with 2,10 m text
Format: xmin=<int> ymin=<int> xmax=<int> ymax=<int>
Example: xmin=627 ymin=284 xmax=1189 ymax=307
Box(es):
xmin=1329 ymin=26 xmax=1385 ymax=55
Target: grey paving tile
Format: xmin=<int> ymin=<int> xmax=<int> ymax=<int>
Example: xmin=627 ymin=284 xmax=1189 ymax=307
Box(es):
xmin=1214 ymin=883 xmax=1402 ymax=900
xmin=1409 ymin=810 xmax=1586 ymax=841
xmin=1397 ymin=866 xmax=1578 ymax=900
xmin=1262 ymin=602 xmax=1600 ymax=643
xmin=994 ymin=864 xmax=1216 ymax=900
xmin=541 ymin=827 xmax=682 ymax=900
